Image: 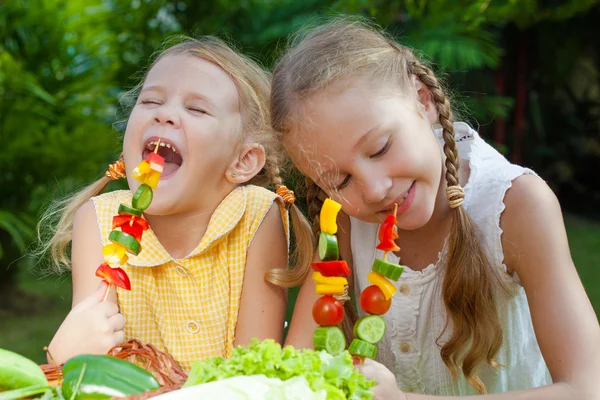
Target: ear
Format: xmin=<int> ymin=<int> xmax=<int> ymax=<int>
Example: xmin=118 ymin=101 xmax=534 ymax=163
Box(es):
xmin=225 ymin=143 xmax=266 ymax=184
xmin=410 ymin=74 xmax=437 ymax=125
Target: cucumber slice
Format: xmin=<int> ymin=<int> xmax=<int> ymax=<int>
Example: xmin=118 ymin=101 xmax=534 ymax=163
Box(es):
xmin=372 ymin=259 xmax=404 ymax=281
xmin=313 ymin=326 xmax=346 ymax=355
xmin=354 ymin=315 xmax=386 ymax=344
xmin=109 ymin=230 xmax=141 ymax=255
xmin=348 ymin=338 xmax=377 ymax=359
xmin=132 ymin=184 xmax=153 ymax=211
xmin=118 ymin=204 xmax=143 ymax=217
xmin=318 ymin=232 xmax=339 ymax=261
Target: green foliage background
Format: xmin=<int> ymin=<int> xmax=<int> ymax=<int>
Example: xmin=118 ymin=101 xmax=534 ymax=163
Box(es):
xmin=0 ymin=0 xmax=599 ymax=301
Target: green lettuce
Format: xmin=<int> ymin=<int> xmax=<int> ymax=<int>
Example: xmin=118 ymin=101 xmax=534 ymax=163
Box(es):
xmin=184 ymin=339 xmax=374 ymax=400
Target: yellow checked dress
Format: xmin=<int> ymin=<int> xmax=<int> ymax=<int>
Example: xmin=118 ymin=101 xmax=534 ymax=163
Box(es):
xmin=92 ymin=185 xmax=289 ymax=371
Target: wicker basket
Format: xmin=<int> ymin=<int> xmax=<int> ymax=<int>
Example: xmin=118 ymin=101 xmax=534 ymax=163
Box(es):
xmin=40 ymin=339 xmax=187 ymax=399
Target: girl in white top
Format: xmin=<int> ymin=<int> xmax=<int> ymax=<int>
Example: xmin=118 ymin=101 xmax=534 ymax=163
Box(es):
xmin=271 ymin=20 xmax=600 ymax=399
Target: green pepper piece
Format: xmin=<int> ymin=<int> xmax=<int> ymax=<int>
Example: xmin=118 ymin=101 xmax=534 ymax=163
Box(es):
xmin=61 ymin=355 xmax=160 ymax=400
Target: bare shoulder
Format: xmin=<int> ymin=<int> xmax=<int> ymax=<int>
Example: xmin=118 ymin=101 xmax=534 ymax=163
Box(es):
xmin=500 ymin=173 xmax=569 ymax=274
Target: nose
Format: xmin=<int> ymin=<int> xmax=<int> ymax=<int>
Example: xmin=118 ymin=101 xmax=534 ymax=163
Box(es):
xmin=152 ymin=105 xmax=180 ymax=128
xmin=361 ymin=173 xmax=392 ymax=204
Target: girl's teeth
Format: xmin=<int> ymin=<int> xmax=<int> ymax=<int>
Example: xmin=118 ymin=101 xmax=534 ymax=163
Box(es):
xmin=145 ymin=140 xmax=178 ymax=154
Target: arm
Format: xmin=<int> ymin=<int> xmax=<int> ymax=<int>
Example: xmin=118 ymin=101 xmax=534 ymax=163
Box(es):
xmin=362 ymin=175 xmax=600 ymax=400
xmin=71 ymin=200 xmax=117 ymax=305
xmin=48 ymin=200 xmax=124 ymax=363
xmin=284 ymin=212 xmax=353 ymax=349
xmin=234 ymin=204 xmax=288 ymax=346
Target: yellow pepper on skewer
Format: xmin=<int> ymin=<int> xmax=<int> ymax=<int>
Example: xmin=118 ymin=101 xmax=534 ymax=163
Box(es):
xmin=320 ymin=198 xmax=342 ymax=235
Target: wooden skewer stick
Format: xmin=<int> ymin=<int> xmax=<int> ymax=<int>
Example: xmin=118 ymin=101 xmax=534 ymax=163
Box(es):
xmin=102 ymin=284 xmax=112 ymax=302
xmin=154 ymin=139 xmax=161 ymax=154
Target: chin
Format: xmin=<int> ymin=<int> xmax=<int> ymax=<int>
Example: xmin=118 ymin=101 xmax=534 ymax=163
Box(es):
xmin=397 ymin=203 xmax=434 ymax=231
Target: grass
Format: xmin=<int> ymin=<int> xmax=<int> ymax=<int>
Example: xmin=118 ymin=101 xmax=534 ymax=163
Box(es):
xmin=1 ymin=214 xmax=598 ymax=364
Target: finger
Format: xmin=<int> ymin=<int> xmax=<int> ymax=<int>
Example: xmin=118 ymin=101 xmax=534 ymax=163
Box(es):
xmin=113 ymin=330 xmax=126 ymax=346
xmin=108 ymin=313 xmax=126 ymax=332
xmin=355 ymin=363 xmax=376 ymax=379
xmin=99 ymin=300 xmax=120 ymax=318
xmin=78 ymin=281 xmax=109 ymax=307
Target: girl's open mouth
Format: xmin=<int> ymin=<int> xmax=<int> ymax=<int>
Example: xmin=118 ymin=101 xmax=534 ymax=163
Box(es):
xmin=142 ymin=139 xmax=183 ymax=178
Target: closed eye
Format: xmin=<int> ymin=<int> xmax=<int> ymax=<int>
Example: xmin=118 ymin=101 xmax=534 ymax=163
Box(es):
xmin=337 ymin=174 xmax=351 ymax=190
xmin=370 ymin=138 xmax=391 ymax=158
xmin=140 ymin=99 xmax=161 ymax=105
xmin=187 ymin=107 xmax=208 ymax=115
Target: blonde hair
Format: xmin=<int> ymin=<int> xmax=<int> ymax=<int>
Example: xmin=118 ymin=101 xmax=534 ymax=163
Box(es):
xmin=36 ymin=36 xmax=314 ymax=288
xmin=271 ymin=20 xmax=504 ymax=393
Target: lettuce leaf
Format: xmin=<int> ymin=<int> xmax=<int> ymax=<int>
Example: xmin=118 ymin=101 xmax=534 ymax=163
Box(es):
xmin=184 ymin=339 xmax=374 ymax=399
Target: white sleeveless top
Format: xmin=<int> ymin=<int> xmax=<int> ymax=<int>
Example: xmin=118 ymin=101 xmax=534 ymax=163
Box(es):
xmin=350 ymin=122 xmax=552 ymax=395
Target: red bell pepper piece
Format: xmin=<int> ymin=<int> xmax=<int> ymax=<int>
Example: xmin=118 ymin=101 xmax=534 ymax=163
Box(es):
xmin=311 ymin=260 xmax=350 ymax=277
xmin=112 ymin=215 xmax=149 ymax=230
xmin=95 ymin=263 xmax=131 ymax=291
xmin=112 ymin=215 xmax=149 ymax=241
xmin=120 ymin=223 xmax=143 ymax=241
xmin=376 ymin=211 xmax=400 ymax=253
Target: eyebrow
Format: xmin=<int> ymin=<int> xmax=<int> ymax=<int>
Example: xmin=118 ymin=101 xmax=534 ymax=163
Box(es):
xmin=353 ymin=124 xmax=381 ymax=153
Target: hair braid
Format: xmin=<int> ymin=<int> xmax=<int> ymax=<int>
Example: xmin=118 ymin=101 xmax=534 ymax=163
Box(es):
xmin=409 ymin=58 xmax=503 ymax=394
xmin=264 ymin=156 xmax=314 ymax=288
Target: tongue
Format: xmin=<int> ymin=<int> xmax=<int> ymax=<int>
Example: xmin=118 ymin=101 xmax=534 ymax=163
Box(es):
xmin=163 ymin=162 xmax=180 ymax=176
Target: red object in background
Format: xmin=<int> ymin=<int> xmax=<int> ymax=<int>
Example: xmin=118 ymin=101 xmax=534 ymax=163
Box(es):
xmin=96 ymin=263 xmax=131 ymax=291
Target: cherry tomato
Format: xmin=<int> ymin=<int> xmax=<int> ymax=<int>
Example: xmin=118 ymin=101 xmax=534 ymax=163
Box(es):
xmin=360 ymin=285 xmax=391 ymax=315
xmin=312 ymin=295 xmax=344 ymax=326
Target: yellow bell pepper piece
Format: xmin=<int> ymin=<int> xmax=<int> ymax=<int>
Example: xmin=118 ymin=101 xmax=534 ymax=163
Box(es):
xmin=102 ymin=243 xmax=129 ymax=265
xmin=367 ymin=271 xmax=397 ymax=300
xmin=315 ymin=284 xmax=346 ymax=295
xmin=312 ymin=272 xmax=348 ymax=286
xmin=320 ymin=198 xmax=342 ymax=235
xmin=137 ymin=160 xmax=151 ymax=174
xmin=144 ymin=170 xmax=161 ymax=189
xmin=131 ymin=168 xmax=144 ymax=182
xmin=132 ymin=160 xmax=152 ymax=183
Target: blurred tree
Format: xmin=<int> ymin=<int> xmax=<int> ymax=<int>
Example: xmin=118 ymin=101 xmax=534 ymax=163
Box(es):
xmin=1 ymin=0 xmax=598 ymax=297
xmin=0 ymin=0 xmax=121 ymax=293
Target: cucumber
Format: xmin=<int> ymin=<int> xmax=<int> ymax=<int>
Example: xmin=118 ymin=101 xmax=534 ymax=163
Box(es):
xmin=109 ymin=230 xmax=141 ymax=255
xmin=132 ymin=184 xmax=153 ymax=211
xmin=118 ymin=203 xmax=142 ymax=217
xmin=313 ymin=326 xmax=346 ymax=355
xmin=348 ymin=339 xmax=378 ymax=359
xmin=353 ymin=315 xmax=386 ymax=344
xmin=372 ymin=259 xmax=404 ymax=281
xmin=318 ymin=232 xmax=339 ymax=261
xmin=0 ymin=348 xmax=47 ymax=391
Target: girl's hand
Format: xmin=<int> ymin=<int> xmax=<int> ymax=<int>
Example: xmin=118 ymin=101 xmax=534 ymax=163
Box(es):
xmin=48 ymin=281 xmax=126 ymax=364
xmin=357 ymin=358 xmax=406 ymax=400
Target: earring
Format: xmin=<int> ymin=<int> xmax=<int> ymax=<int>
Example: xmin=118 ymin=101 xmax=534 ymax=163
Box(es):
xmin=231 ymin=173 xmax=237 ymax=178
